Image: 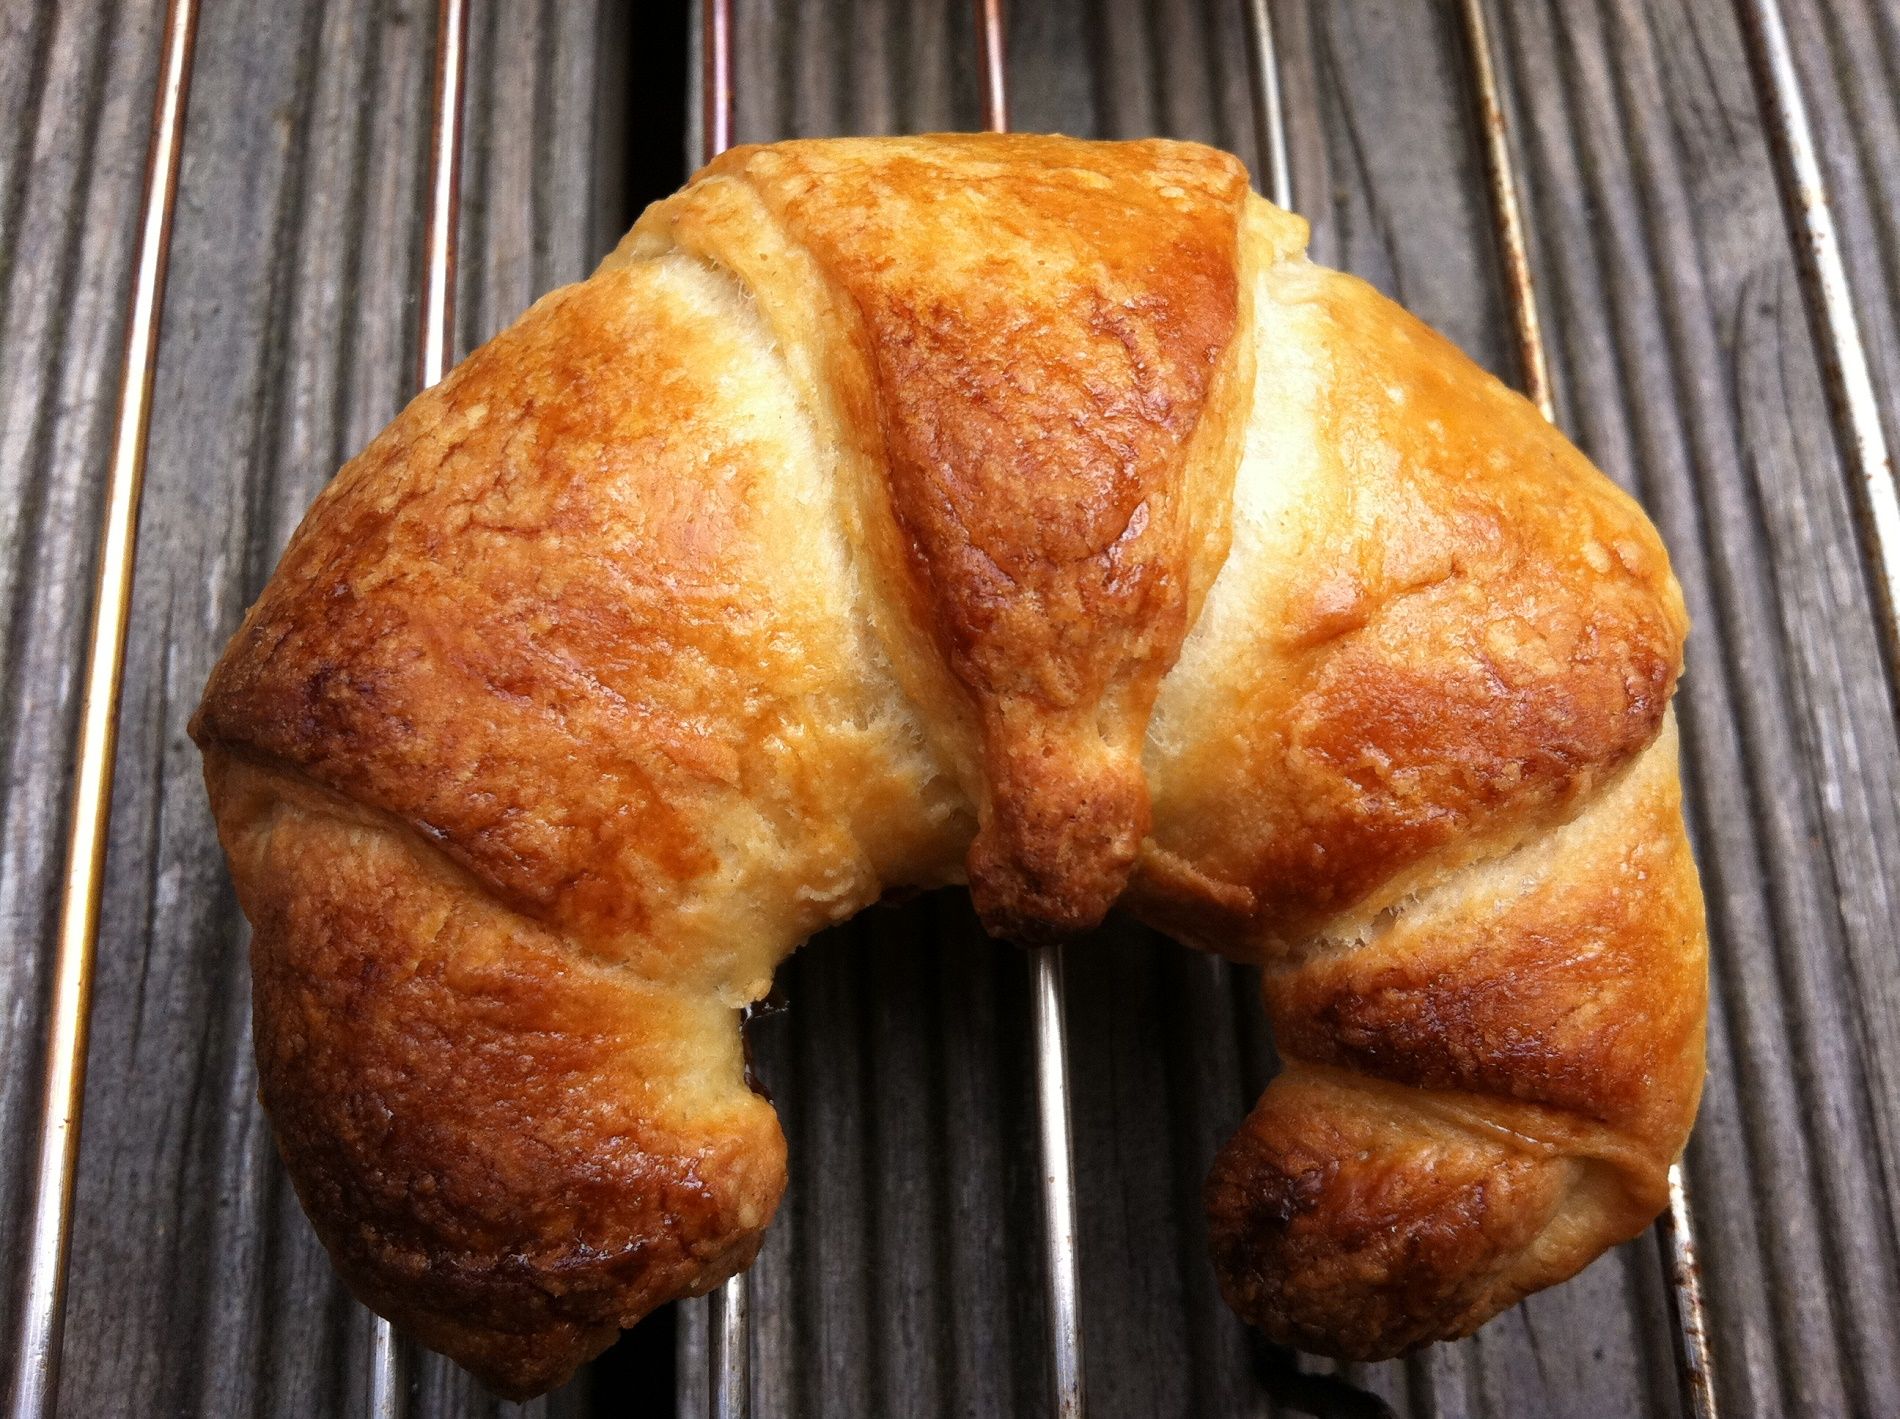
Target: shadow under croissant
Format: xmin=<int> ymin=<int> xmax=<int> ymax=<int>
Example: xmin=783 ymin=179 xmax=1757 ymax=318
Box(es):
xmin=1247 ymin=1331 xmax=1399 ymax=1419
xmin=580 ymin=1308 xmax=675 ymax=1418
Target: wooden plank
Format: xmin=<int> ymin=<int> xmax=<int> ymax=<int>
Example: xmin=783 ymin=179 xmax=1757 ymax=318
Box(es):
xmin=46 ymin=0 xmax=426 ymax=1410
xmin=1778 ymin=0 xmax=1900 ymax=498
xmin=0 ymin=0 xmax=170 ymax=1401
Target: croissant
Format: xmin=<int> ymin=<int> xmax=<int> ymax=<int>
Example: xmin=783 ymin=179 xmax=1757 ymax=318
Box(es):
xmin=191 ymin=133 xmax=1706 ymax=1399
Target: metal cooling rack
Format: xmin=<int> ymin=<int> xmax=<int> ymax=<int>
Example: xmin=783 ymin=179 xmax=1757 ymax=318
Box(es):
xmin=8 ymin=0 xmax=1896 ymax=1415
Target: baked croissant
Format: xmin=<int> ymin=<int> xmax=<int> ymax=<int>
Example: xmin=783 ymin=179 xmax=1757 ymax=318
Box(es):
xmin=191 ymin=133 xmax=1706 ymax=1398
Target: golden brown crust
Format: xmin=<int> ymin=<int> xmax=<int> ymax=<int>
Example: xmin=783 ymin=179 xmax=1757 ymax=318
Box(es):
xmin=1132 ymin=233 xmax=1704 ymax=1360
xmin=1205 ymin=1066 xmax=1573 ymax=1360
xmin=190 ymin=135 xmax=1708 ymax=1396
xmin=193 ymin=236 xmax=969 ymax=1392
xmin=1134 ymin=255 xmax=1689 ymax=951
xmin=209 ymin=754 xmax=784 ymax=1399
xmin=1204 ymin=723 xmax=1706 ymax=1360
xmin=701 ymin=135 xmax=1255 ymax=938
xmin=1264 ymin=722 xmax=1705 ymax=1142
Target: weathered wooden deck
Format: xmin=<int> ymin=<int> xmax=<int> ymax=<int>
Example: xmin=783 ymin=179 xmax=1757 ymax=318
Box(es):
xmin=3 ymin=2 xmax=1897 ymax=1415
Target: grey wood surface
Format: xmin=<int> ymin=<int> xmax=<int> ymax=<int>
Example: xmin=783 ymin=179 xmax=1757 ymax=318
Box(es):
xmin=2 ymin=1 xmax=1897 ymax=1416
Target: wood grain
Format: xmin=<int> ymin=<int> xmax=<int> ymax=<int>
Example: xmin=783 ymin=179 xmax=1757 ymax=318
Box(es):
xmin=1 ymin=1 xmax=1896 ymax=1416
xmin=1778 ymin=0 xmax=1900 ymax=504
xmin=0 ymin=0 xmax=170 ymax=1399
xmin=49 ymin=1 xmax=430 ymax=1411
